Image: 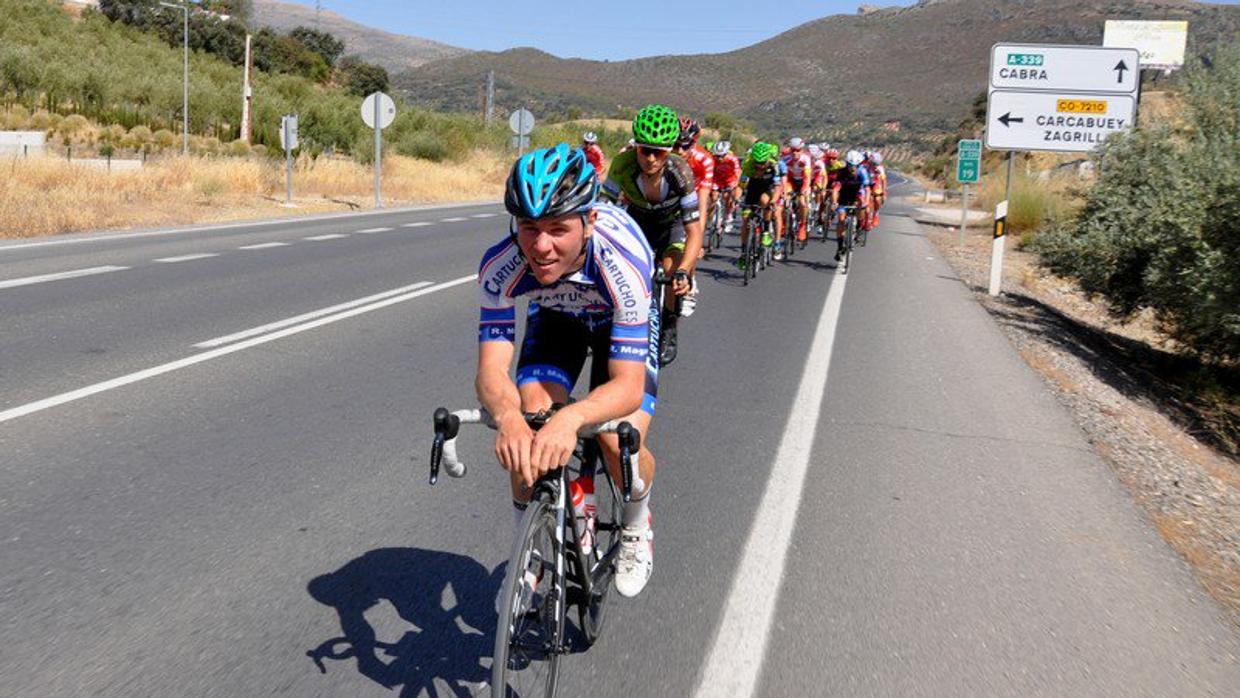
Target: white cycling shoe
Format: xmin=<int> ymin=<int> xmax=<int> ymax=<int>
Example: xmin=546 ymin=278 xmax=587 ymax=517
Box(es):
xmin=614 ymin=521 xmax=653 ymax=598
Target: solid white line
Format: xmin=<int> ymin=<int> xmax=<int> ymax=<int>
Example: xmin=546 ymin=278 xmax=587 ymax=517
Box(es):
xmin=304 ymin=234 xmax=348 ymax=241
xmin=154 ymin=253 xmax=219 ymax=263
xmin=402 ymin=222 xmax=431 ymax=228
xmin=0 ymin=201 xmax=502 ymax=252
xmin=695 ymin=270 xmax=849 ymax=698
xmin=440 ymin=217 xmax=468 ymax=222
xmin=0 ymin=265 xmax=129 ymax=290
xmin=357 ymin=227 xmax=394 ymax=234
xmin=470 ymin=213 xmax=498 ymax=219
xmin=193 ymin=281 xmax=433 ymax=348
xmin=0 ymin=275 xmax=477 ymax=425
xmin=237 ymin=242 xmax=290 ymax=250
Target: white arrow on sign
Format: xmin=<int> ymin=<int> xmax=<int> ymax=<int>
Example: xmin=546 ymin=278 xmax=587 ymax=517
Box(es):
xmin=985 ymin=90 xmax=1136 ymax=153
xmin=990 ymin=44 xmax=1140 ymax=95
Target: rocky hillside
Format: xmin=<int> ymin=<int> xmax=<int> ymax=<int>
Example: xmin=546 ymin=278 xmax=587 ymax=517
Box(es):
xmin=250 ymin=0 xmax=467 ymax=73
xmin=394 ymin=0 xmax=1240 ymax=145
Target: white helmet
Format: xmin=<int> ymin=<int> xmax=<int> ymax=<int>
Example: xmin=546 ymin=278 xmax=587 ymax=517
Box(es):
xmin=711 ymin=140 xmax=729 ymax=156
xmin=871 ymin=151 xmax=884 ymax=165
xmin=820 ymin=142 xmax=831 ymax=151
xmin=845 ymin=150 xmax=864 ymax=166
xmin=788 ymin=136 xmax=805 ymax=150
xmin=807 ymin=144 xmax=822 ymax=158
xmin=583 ymin=131 xmax=598 ymax=144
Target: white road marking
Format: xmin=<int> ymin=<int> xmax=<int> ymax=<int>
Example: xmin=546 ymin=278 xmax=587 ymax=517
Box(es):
xmin=304 ymin=234 xmax=348 ymax=241
xmin=237 ymin=242 xmax=290 ymax=250
xmin=695 ymin=270 xmax=849 ymax=698
xmin=402 ymin=222 xmax=431 ymax=228
xmin=0 ymin=201 xmax=501 ymax=252
xmin=194 ymin=281 xmax=433 ymax=348
xmin=154 ymin=253 xmax=219 ymax=263
xmin=357 ymin=227 xmax=394 ymax=234
xmin=0 ymin=275 xmax=477 ymax=425
xmin=440 ymin=217 xmax=468 ymax=222
xmin=470 ymin=213 xmax=498 ymax=219
xmin=0 ymin=265 xmax=129 ymax=290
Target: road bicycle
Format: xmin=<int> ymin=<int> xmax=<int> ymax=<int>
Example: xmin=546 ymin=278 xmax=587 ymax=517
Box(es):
xmin=653 ymin=267 xmax=684 ymax=367
xmin=739 ymin=204 xmax=773 ymax=286
xmin=837 ymin=205 xmax=859 ymax=275
xmin=429 ymin=406 xmax=642 ymax=697
xmin=704 ymin=193 xmax=726 ymax=252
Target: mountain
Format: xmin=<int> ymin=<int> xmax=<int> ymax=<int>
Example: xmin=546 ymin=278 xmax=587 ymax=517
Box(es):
xmin=394 ymin=0 xmax=1240 ymax=146
xmin=250 ymin=0 xmax=468 ymax=73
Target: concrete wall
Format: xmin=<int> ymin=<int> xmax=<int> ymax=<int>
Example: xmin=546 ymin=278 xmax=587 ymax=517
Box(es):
xmin=0 ymin=131 xmax=47 ymax=157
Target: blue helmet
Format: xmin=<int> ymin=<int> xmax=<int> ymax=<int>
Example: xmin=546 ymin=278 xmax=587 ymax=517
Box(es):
xmin=504 ymin=143 xmax=598 ymax=220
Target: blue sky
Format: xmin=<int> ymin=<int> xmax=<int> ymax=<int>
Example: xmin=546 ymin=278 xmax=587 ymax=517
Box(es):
xmin=292 ymin=1 xmax=922 ymax=61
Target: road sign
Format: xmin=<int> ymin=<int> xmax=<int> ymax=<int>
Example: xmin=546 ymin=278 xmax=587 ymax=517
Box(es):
xmin=990 ymin=44 xmax=1139 ymax=95
xmin=985 ymin=90 xmax=1136 ymax=153
xmin=361 ymin=92 xmax=396 ymax=130
xmin=279 ymin=114 xmax=298 ymax=150
xmin=1104 ymin=20 xmax=1188 ymax=71
xmin=956 ymin=139 xmax=981 ymax=183
xmin=508 ymin=108 xmax=535 ymax=136
xmin=510 ymin=135 xmax=531 ymax=150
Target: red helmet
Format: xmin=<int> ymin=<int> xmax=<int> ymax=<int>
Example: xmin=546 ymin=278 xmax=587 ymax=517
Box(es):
xmin=676 ymin=116 xmax=701 ymax=145
xmin=825 ymin=149 xmax=840 ymax=160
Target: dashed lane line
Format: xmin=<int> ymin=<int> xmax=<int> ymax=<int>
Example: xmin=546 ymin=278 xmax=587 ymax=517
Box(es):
xmin=470 ymin=213 xmax=498 ymax=219
xmin=237 ymin=242 xmax=291 ymax=250
xmin=0 ymin=265 xmax=130 ymax=290
xmin=0 ymin=275 xmax=477 ymax=425
xmin=357 ymin=227 xmax=394 ymax=234
xmin=303 ymin=234 xmax=349 ymax=241
xmin=154 ymin=253 xmax=219 ymax=263
xmin=440 ymin=217 xmax=468 ymax=222
xmin=402 ymin=222 xmax=431 ymax=228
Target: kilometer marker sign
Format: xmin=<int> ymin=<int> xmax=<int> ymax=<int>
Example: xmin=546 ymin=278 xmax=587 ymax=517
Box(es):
xmin=986 ymin=90 xmax=1137 ymax=153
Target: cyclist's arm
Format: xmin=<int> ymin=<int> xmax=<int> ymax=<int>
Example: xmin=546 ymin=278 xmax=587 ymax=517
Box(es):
xmin=476 ymin=339 xmax=521 ymax=426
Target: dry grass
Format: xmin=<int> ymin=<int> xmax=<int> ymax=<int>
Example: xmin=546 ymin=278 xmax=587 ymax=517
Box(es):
xmin=0 ymin=150 xmax=507 ymax=238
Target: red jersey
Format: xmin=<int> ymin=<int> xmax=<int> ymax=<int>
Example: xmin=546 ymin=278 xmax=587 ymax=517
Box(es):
xmin=684 ymin=144 xmax=714 ymax=190
xmin=712 ymin=153 xmax=741 ymax=188
xmin=582 ymin=144 xmax=606 ymax=176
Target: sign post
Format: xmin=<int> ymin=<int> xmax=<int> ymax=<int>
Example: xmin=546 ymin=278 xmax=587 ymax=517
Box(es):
xmin=955 ymin=139 xmax=981 ymax=245
xmin=279 ymin=114 xmax=298 ymax=205
xmin=984 ymin=43 xmax=1140 ymax=295
xmin=508 ymin=108 xmax=535 ymax=156
xmin=361 ymin=92 xmax=397 ymax=208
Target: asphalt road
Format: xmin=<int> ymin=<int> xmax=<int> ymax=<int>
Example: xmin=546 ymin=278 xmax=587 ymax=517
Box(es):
xmin=1 ymin=181 xmax=1236 ymax=696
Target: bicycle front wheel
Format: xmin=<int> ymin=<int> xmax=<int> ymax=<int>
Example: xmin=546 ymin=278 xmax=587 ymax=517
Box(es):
xmin=493 ymin=498 xmax=564 ymax=697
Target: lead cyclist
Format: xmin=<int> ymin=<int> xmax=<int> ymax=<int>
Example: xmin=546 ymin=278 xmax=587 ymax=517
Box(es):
xmin=477 ymin=144 xmax=659 ymax=597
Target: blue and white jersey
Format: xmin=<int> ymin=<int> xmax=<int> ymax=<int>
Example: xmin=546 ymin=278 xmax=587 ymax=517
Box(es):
xmin=478 ymin=203 xmax=655 ymax=363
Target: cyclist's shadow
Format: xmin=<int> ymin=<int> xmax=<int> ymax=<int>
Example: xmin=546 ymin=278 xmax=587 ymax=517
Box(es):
xmin=306 ymin=547 xmax=504 ymax=697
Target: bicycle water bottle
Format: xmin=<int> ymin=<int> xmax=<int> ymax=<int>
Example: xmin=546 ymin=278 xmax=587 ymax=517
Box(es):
xmin=569 ymin=475 xmax=596 ymax=556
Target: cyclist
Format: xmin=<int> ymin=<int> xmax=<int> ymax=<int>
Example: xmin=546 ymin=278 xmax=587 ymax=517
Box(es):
xmin=582 ymin=131 xmax=606 ymax=177
xmin=831 ymin=149 xmax=871 ymax=262
xmin=477 ymin=143 xmax=659 ymax=597
xmin=736 ymin=140 xmax=785 ymax=270
xmin=779 ymin=137 xmax=813 ymax=259
xmin=601 ymin=104 xmax=702 ymax=366
xmin=808 ymin=143 xmax=827 ymax=232
xmin=869 ymin=151 xmax=888 ymax=226
xmin=711 ymin=140 xmax=742 ymax=233
xmin=671 ymin=117 xmax=713 ymax=315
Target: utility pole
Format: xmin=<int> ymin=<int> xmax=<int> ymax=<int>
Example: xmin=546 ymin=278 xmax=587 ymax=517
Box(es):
xmin=159 ymin=1 xmax=189 ymax=155
xmin=315 ymin=0 xmax=322 ymax=31
xmin=240 ymin=34 xmax=253 ymax=143
xmin=485 ymin=70 xmax=495 ymax=123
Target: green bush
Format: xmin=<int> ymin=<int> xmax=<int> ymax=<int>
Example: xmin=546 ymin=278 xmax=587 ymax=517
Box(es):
xmin=1031 ymin=42 xmax=1240 ymax=361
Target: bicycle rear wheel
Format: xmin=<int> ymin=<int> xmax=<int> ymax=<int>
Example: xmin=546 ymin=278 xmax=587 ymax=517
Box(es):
xmin=493 ymin=498 xmax=564 ymax=697
xmin=842 ymin=218 xmax=854 ymax=274
xmin=577 ymin=458 xmax=620 ymax=645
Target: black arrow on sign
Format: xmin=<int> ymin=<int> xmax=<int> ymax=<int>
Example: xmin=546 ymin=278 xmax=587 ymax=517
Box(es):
xmin=1114 ymin=60 xmax=1129 ymax=83
xmin=998 ymin=112 xmax=1024 ymax=127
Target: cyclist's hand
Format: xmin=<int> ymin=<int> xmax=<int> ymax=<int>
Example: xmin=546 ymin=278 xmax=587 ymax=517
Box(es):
xmin=672 ymin=269 xmax=691 ymax=296
xmin=529 ymin=412 xmax=581 ymax=484
xmin=494 ymin=413 xmax=534 ymax=480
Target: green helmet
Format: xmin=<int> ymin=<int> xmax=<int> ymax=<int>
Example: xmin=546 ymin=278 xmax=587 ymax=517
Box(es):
xmin=632 ymin=104 xmax=679 ymax=148
xmin=751 ymin=141 xmax=778 ymax=163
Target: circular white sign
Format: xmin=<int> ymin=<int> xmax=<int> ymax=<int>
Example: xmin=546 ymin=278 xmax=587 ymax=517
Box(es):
xmin=361 ymin=92 xmax=396 ymax=130
xmin=508 ymin=108 xmax=535 ymax=136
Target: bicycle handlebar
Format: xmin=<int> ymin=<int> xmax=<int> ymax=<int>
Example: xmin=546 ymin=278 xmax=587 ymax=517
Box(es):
xmin=429 ymin=407 xmax=642 ymax=499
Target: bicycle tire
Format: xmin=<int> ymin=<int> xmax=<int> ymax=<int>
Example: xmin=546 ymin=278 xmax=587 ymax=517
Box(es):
xmin=577 ymin=463 xmax=620 ymax=645
xmin=493 ymin=498 xmax=564 ymax=698
xmin=842 ymin=217 xmax=855 ymax=274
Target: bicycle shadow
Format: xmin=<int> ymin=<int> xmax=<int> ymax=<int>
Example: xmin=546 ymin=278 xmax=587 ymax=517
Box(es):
xmin=305 ymin=547 xmax=503 ymax=697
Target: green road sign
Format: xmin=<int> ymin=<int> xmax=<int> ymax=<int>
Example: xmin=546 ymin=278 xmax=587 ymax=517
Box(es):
xmin=956 ymin=139 xmax=981 ymax=183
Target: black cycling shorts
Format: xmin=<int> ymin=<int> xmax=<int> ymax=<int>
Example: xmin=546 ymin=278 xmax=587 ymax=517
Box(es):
xmin=515 ymin=304 xmax=659 ymax=416
xmin=743 ymin=179 xmax=780 ymax=207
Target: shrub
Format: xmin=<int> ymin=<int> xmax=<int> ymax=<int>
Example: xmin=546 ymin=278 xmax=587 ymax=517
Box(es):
xmin=129 ymin=125 xmax=152 ymax=143
xmin=228 ymin=139 xmax=251 ymax=156
xmin=153 ymin=128 xmax=175 ymax=148
xmin=1031 ymin=42 xmax=1240 ymax=361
